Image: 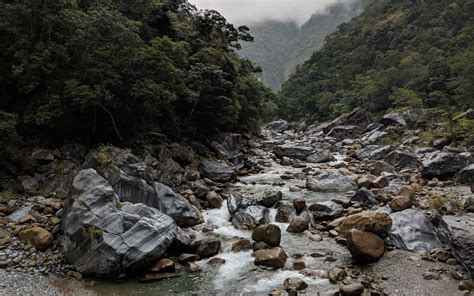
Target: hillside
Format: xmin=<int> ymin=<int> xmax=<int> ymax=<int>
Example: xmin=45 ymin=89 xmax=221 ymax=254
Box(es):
xmin=239 ymin=0 xmax=364 ymax=91
xmin=279 ymin=0 xmax=474 ymax=121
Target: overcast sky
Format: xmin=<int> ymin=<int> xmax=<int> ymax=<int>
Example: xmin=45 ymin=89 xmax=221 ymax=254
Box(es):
xmin=190 ymin=0 xmax=351 ymax=25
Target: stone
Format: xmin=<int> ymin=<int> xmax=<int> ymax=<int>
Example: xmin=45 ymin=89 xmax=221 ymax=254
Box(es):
xmin=266 ymin=120 xmax=290 ymax=133
xmin=455 ymin=164 xmax=474 ymax=184
xmin=326 ymin=125 xmax=359 ymax=141
xmin=287 ymin=217 xmax=309 ymax=233
xmin=205 ymin=191 xmax=223 ymax=209
xmin=336 ymin=211 xmax=392 ymax=237
xmin=228 ymin=194 xmax=270 ymax=229
xmin=199 ymin=160 xmax=236 ymax=183
xmin=389 ymin=209 xmax=441 ymax=252
xmin=351 ymin=187 xmax=379 ymax=207
xmin=0 ymin=229 xmax=11 ymax=247
xmin=261 ymin=190 xmax=282 ymax=208
xmin=275 ymin=203 xmax=295 ymax=223
xmin=208 ymin=258 xmax=226 ymax=265
xmin=345 ymin=229 xmax=385 ymax=263
xmin=192 ymin=237 xmax=221 ymax=258
xmin=422 ymin=151 xmax=472 ymax=177
xmin=380 ymin=112 xmax=407 ymax=126
xmin=283 ymin=277 xmax=308 ymax=292
xmin=31 ymin=149 xmax=55 ymax=163
xmin=273 ymin=144 xmax=313 ymax=161
xmin=307 ymin=149 xmax=336 ymax=163
xmin=340 ymin=283 xmax=365 ymax=296
xmin=254 ymin=247 xmax=288 ymax=269
xmin=178 ymin=253 xmax=200 ymax=263
xmin=389 ymin=196 xmax=413 ymax=212
xmin=356 ymin=145 xmax=394 ymax=161
xmin=62 ymin=169 xmax=178 ymax=278
xmin=253 ymin=241 xmax=271 ymax=251
xmin=458 ymin=280 xmax=474 ymax=291
xmin=150 ymin=259 xmax=175 ymax=273
xmin=252 ymin=224 xmax=281 ymax=247
xmin=373 ymin=176 xmax=389 ymax=188
xmin=232 ymin=238 xmax=252 ymax=252
xmin=18 ymin=227 xmax=54 ymax=251
xmin=386 ymin=150 xmax=421 ymax=169
xmin=17 ymin=175 xmax=39 ymax=193
xmin=293 ymin=197 xmax=306 ymax=214
xmin=306 ymin=171 xmax=356 ymax=192
xmin=309 ymin=201 xmax=343 ymax=221
xmin=465 ymin=197 xmax=474 ymax=213
xmin=327 ymin=267 xmax=347 ymax=283
xmin=357 ymin=175 xmax=376 ymax=188
xmin=293 ymin=259 xmax=306 ymax=270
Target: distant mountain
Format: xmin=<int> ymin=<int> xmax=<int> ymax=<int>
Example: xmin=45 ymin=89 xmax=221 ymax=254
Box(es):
xmin=240 ymin=0 xmax=365 ymax=91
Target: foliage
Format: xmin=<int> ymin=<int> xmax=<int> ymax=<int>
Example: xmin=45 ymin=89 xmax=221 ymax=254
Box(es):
xmin=0 ymin=189 xmax=15 ymax=203
xmin=0 ymin=111 xmax=21 ymax=164
xmin=0 ymin=0 xmax=275 ymax=146
xmin=96 ymin=151 xmax=113 ymax=167
xmin=280 ymin=0 xmax=474 ymax=121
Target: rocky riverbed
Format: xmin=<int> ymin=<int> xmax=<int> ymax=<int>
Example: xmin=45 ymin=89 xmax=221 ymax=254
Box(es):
xmin=1 ymin=108 xmax=473 ymax=295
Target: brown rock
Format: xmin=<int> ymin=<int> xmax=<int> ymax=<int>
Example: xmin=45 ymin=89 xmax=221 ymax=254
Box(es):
xmin=372 ymin=176 xmax=389 ymax=188
xmin=327 ymin=267 xmax=347 ymax=283
xmin=336 ymin=211 xmax=392 ymax=237
xmin=389 ymin=196 xmax=413 ymax=212
xmin=178 ymin=253 xmax=200 ymax=263
xmin=208 ymin=258 xmax=226 ymax=265
xmin=357 ymin=175 xmax=376 ymax=188
xmin=150 ymin=258 xmax=175 ymax=273
xmin=0 ymin=229 xmax=11 ymax=247
xmin=397 ymin=186 xmax=415 ymax=200
xmin=18 ymin=227 xmax=54 ymax=251
xmin=287 ymin=217 xmax=309 ymax=233
xmin=206 ymin=191 xmax=223 ymax=209
xmin=252 ymin=224 xmax=281 ymax=247
xmin=232 ymin=238 xmax=252 ymax=252
xmin=254 ymin=247 xmax=288 ymax=269
xmin=283 ymin=277 xmax=308 ymax=292
xmin=346 ymin=229 xmax=385 ymax=263
xmin=293 ymin=259 xmax=306 ymax=270
xmin=293 ymin=197 xmax=306 ymax=214
xmin=340 ymin=283 xmax=365 ymax=296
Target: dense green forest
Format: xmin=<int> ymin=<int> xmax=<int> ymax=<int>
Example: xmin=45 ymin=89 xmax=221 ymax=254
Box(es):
xmin=279 ymin=0 xmax=474 ymax=121
xmin=0 ymin=0 xmax=275 ymax=162
xmin=240 ymin=0 xmax=364 ymax=91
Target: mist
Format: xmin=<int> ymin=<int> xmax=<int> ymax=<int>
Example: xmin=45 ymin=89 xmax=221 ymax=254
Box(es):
xmin=190 ymin=0 xmax=356 ymax=26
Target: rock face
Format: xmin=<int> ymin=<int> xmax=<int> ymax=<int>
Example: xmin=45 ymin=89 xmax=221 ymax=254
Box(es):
xmin=18 ymin=227 xmax=54 ymax=251
xmin=389 ymin=209 xmax=441 ymax=252
xmin=434 ymin=214 xmax=474 ymax=276
xmin=337 ymin=211 xmax=392 ymax=237
xmin=422 ymin=151 xmax=473 ymax=177
xmin=345 ymin=229 xmax=385 ymax=263
xmin=253 ymin=247 xmax=288 ymax=269
xmin=199 ymin=160 xmax=236 ymax=183
xmin=306 ymin=172 xmax=356 ymax=192
xmin=273 ymin=144 xmax=313 ymax=161
xmin=62 ymin=169 xmax=178 ymax=278
xmin=252 ymin=224 xmax=281 ymax=247
xmin=227 ymin=194 xmax=270 ymax=229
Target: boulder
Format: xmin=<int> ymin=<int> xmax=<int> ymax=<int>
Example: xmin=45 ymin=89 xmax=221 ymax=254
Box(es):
xmin=422 ymin=151 xmax=473 ymax=177
xmin=17 ymin=175 xmax=39 ymax=193
xmin=309 ymin=201 xmax=343 ymax=221
xmin=372 ymin=176 xmax=389 ymax=188
xmin=273 ymin=144 xmax=313 ymax=161
xmin=337 ymin=211 xmax=392 ymax=237
xmin=232 ymin=238 xmax=252 ymax=252
xmin=168 ymin=143 xmax=195 ymax=166
xmin=31 ymin=149 xmax=55 ymax=163
xmin=283 ymin=277 xmax=308 ymax=292
xmin=351 ymin=187 xmax=379 ymax=207
xmin=389 ymin=196 xmax=413 ymax=212
xmin=360 ymin=129 xmax=389 ymax=145
xmin=149 ymin=259 xmax=175 ymax=273
xmin=252 ymin=224 xmax=281 ymax=247
xmin=326 ymin=125 xmax=359 ymax=141
xmin=266 ymin=120 xmax=290 ymax=133
xmin=345 ymin=229 xmax=385 ymax=263
xmin=380 ymin=112 xmax=407 ymax=126
xmin=389 ymin=209 xmax=441 ymax=252
xmin=205 ymin=191 xmax=223 ymax=209
xmin=199 ymin=160 xmax=236 ymax=183
xmin=356 ymin=145 xmax=394 ymax=161
xmin=275 ymin=203 xmax=295 ymax=223
xmin=18 ymin=227 xmax=54 ymax=251
xmin=62 ymin=169 xmax=178 ymax=278
xmin=340 ymin=283 xmax=365 ymax=296
xmin=287 ymin=217 xmax=309 ymax=233
xmin=227 ymin=194 xmax=270 ymax=229
xmin=386 ymin=150 xmax=421 ymax=168
xmin=434 ymin=214 xmax=474 ymax=276
xmin=327 ymin=267 xmax=347 ymax=283
xmin=192 ymin=237 xmax=221 ymax=258
xmin=260 ymin=190 xmax=282 ymax=208
xmin=455 ymin=164 xmax=474 ymax=184
xmin=465 ymin=197 xmax=474 ymax=213
xmin=254 ymin=247 xmax=288 ymax=269
xmin=306 ymin=172 xmax=356 ymax=192
xmin=293 ymin=197 xmax=306 ymax=214
xmin=307 ymin=149 xmax=336 ymax=163
xmin=319 ymin=108 xmax=370 ymax=135
xmin=154 ymin=159 xmax=184 ymax=186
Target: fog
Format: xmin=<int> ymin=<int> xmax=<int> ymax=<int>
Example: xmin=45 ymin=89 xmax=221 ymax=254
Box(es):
xmin=190 ymin=0 xmax=355 ymax=25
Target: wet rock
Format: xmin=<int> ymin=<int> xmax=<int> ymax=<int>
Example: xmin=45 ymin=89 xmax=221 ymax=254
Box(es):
xmin=273 ymin=144 xmax=313 ymax=161
xmin=199 ymin=160 xmax=236 ymax=183
xmin=293 ymin=259 xmax=306 ymax=270
xmin=357 ymin=175 xmax=376 ymax=188
xmin=150 ymin=259 xmax=175 ymax=273
xmin=306 ymin=171 xmax=356 ymax=192
xmin=346 ymin=229 xmax=385 ymax=263
xmin=434 ymin=214 xmax=474 ymax=275
xmin=327 ymin=125 xmax=359 ymax=141
xmin=389 ymin=209 xmax=441 ymax=252
xmin=287 ymin=217 xmax=309 ymax=233
xmin=253 ymin=241 xmax=271 ymax=251
xmin=228 ymin=194 xmax=270 ymax=230
xmin=389 ymin=196 xmax=413 ymax=212
xmin=293 ymin=197 xmax=306 ymax=214
xmin=62 ymin=169 xmax=178 ymax=278
xmin=205 ymin=191 xmax=223 ymax=209
xmin=232 ymin=238 xmax=252 ymax=252
xmin=381 ymin=112 xmax=407 ymax=126
xmin=18 ymin=227 xmax=54 ymax=251
xmin=260 ymin=190 xmax=282 ymax=208
xmin=309 ymin=201 xmax=343 ymax=221
xmin=337 ymin=211 xmax=392 ymax=237
xmin=283 ymin=277 xmax=308 ymax=292
xmin=254 ymin=247 xmax=288 ymax=269
xmin=179 ymin=253 xmax=200 ymax=263
xmin=252 ymin=224 xmax=281 ymax=247
xmin=189 ymin=181 xmax=209 ymax=198
xmin=275 ymin=203 xmax=295 ymax=223
xmin=192 ymin=237 xmax=221 ymax=258
xmin=351 ymin=187 xmax=379 ymax=208
xmin=422 ymin=151 xmax=473 ymax=177
xmin=386 ymin=150 xmax=421 ymax=168
xmin=208 ymin=258 xmax=226 ymax=265
xmin=307 ymin=149 xmax=336 ymax=163
xmin=328 ymin=266 xmax=347 ymax=283
xmin=340 ymin=283 xmax=365 ymax=296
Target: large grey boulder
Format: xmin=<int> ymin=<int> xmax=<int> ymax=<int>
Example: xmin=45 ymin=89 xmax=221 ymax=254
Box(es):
xmin=309 ymin=201 xmax=343 ymax=221
xmin=388 ymin=209 xmax=441 ymax=252
xmin=273 ymin=144 xmax=313 ymax=161
xmin=199 ymin=160 xmax=236 ymax=183
xmin=422 ymin=151 xmax=473 ymax=177
xmin=62 ymin=169 xmax=178 ymax=278
xmin=306 ymin=172 xmax=357 ymax=192
xmin=307 ymin=149 xmax=336 ymax=163
xmin=454 ymin=164 xmax=474 ymax=184
xmin=266 ymin=120 xmax=290 ymax=133
xmin=386 ymin=150 xmax=421 ymax=168
xmin=380 ymin=112 xmax=407 ymax=126
xmin=356 ymin=145 xmax=394 ymax=160
xmin=434 ymin=214 xmax=474 ymax=276
xmin=227 ymin=194 xmax=270 ymax=230
xmin=326 ymin=125 xmax=359 ymax=141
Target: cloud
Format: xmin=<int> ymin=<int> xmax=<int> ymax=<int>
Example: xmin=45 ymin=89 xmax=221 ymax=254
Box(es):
xmin=190 ymin=0 xmax=352 ymax=25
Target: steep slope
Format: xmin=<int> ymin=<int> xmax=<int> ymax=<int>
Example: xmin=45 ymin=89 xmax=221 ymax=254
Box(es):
xmin=239 ymin=0 xmax=364 ymax=91
xmin=280 ymin=0 xmax=474 ymax=121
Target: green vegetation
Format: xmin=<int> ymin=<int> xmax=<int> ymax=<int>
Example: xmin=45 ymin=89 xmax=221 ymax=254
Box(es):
xmin=96 ymin=151 xmax=113 ymax=167
xmin=86 ymin=225 xmax=104 ymax=238
xmin=0 ymin=0 xmax=275 ymax=149
xmin=0 ymin=189 xmax=16 ymax=203
xmin=116 ymin=200 xmax=123 ymax=210
xmin=428 ymin=195 xmax=461 ymax=213
xmin=279 ymin=0 xmax=474 ymax=121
